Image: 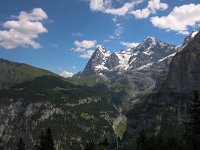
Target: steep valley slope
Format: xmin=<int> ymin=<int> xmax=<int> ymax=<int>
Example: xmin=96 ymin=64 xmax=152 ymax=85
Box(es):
xmin=0 ymin=60 xmax=119 ymax=150
xmin=125 ymin=30 xmax=200 ymax=141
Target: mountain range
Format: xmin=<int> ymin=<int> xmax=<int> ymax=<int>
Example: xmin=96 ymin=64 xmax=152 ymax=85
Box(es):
xmin=80 ymin=31 xmax=198 ymax=111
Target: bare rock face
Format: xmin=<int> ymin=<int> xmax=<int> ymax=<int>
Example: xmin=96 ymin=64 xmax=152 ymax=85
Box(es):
xmin=128 ymin=37 xmax=178 ymax=70
xmin=163 ymin=31 xmax=200 ymax=95
xmin=104 ymin=53 xmax=120 ymax=70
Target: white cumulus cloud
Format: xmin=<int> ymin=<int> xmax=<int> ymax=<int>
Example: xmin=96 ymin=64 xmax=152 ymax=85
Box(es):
xmin=90 ymin=0 xmax=110 ymax=11
xmin=18 ymin=8 xmax=48 ymax=21
xmin=89 ymin=0 xmax=168 ymax=39
xmin=148 ymin=0 xmax=168 ymax=13
xmin=74 ymin=40 xmax=96 ymax=49
xmin=72 ymin=40 xmax=96 ymax=52
xmin=151 ymin=4 xmax=200 ymax=35
xmin=130 ymin=8 xmax=150 ymax=19
xmin=71 ymin=40 xmax=96 ymax=59
xmin=0 ymin=8 xmax=48 ymax=49
xmin=130 ymin=0 xmax=168 ymax=19
xmin=120 ymin=41 xmax=140 ymax=48
xmin=60 ymin=71 xmax=74 ymax=78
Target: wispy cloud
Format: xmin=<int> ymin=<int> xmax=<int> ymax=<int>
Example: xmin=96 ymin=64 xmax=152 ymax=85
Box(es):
xmin=80 ymin=50 xmax=95 ymax=59
xmin=0 ymin=8 xmax=48 ymax=49
xmin=89 ymin=0 xmax=144 ymax=16
xmin=120 ymin=41 xmax=140 ymax=48
xmin=51 ymin=43 xmax=58 ymax=48
xmin=151 ymin=4 xmax=200 ymax=35
xmin=114 ymin=23 xmax=124 ymax=38
xmin=130 ymin=0 xmax=168 ymax=19
xmin=72 ymin=32 xmax=83 ymax=36
xmin=102 ymin=39 xmax=111 ymax=43
xmin=109 ymin=23 xmax=124 ymax=39
xmin=104 ymin=2 xmax=136 ymax=16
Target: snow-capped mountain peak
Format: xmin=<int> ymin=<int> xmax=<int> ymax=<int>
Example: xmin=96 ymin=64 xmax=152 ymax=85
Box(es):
xmin=82 ymin=35 xmax=182 ymax=76
xmin=96 ymin=45 xmax=107 ymax=52
xmin=95 ymin=45 xmax=111 ymax=57
xmin=137 ymin=36 xmax=159 ymax=50
xmin=144 ymin=36 xmax=156 ymax=44
xmin=191 ymin=30 xmax=199 ymax=37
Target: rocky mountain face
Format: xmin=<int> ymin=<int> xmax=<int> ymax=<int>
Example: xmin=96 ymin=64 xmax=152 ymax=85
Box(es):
xmin=159 ymin=30 xmax=200 ymax=102
xmin=126 ymin=30 xmax=200 ymax=138
xmin=83 ymin=37 xmax=179 ymax=76
xmin=81 ymin=32 xmax=200 ymax=108
xmin=80 ymin=37 xmax=182 ymax=110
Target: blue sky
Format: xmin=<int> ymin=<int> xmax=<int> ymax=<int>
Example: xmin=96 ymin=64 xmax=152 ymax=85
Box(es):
xmin=0 ymin=0 xmax=200 ymax=77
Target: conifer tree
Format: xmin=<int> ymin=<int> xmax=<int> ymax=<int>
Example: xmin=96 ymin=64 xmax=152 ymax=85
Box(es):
xmin=136 ymin=130 xmax=148 ymax=150
xmin=16 ymin=137 xmax=25 ymax=150
xmin=45 ymin=127 xmax=55 ymax=150
xmin=84 ymin=140 xmax=95 ymax=150
xmin=37 ymin=128 xmax=55 ymax=150
xmin=37 ymin=129 xmax=46 ymax=150
xmin=99 ymin=137 xmax=109 ymax=148
xmin=184 ymin=91 xmax=200 ymax=150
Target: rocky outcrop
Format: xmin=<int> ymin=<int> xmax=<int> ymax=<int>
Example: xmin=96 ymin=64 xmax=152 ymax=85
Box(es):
xmin=104 ymin=53 xmax=120 ymax=70
xmin=160 ymin=30 xmax=200 ymax=100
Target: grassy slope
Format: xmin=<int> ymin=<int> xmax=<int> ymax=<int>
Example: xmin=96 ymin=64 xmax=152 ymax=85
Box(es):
xmin=0 ymin=59 xmax=56 ymax=88
xmin=66 ymin=75 xmax=104 ymax=86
